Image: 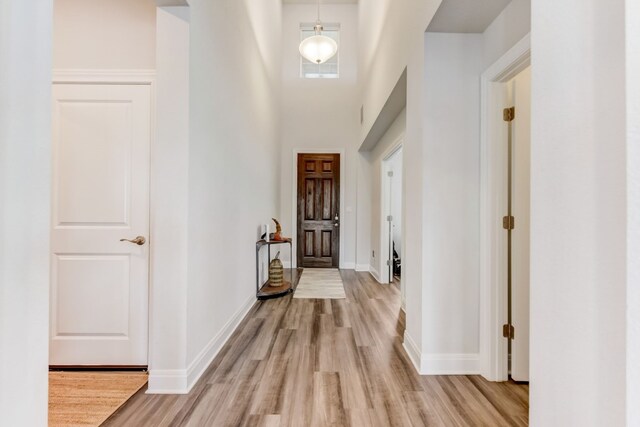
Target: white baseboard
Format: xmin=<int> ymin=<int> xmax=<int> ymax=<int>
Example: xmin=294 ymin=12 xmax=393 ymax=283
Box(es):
xmin=421 ymin=353 xmax=481 ymax=375
xmin=185 ymin=295 xmax=255 ymax=390
xmin=403 ymin=331 xmax=422 ymax=373
xmin=147 ymin=369 xmax=188 ymax=394
xmin=341 ymin=262 xmax=355 ymax=270
xmin=147 ymin=294 xmax=256 ymax=395
xmin=355 ymin=264 xmax=370 ymax=272
xmin=369 ymin=266 xmax=381 ymax=283
xmin=402 ymin=332 xmax=480 ymax=375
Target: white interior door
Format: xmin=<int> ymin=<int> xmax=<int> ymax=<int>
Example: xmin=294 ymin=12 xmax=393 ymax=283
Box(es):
xmin=511 ymin=67 xmax=531 ymax=381
xmin=50 ymin=83 xmax=151 ymax=366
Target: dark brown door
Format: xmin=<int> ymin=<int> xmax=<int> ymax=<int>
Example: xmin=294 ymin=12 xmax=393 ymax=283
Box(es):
xmin=297 ymin=153 xmax=340 ymax=268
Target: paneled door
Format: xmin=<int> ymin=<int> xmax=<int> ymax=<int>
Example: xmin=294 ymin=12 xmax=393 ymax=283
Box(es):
xmin=297 ymin=153 xmax=340 ymax=268
xmin=50 ymin=83 xmax=151 ymax=366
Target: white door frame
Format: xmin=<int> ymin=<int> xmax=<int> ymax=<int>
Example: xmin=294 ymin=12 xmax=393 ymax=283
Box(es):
xmin=51 ymin=69 xmax=155 ymax=366
xmin=380 ymin=139 xmax=403 ymax=284
xmin=291 ymin=148 xmax=346 ymax=269
xmin=479 ymin=34 xmax=530 ymax=381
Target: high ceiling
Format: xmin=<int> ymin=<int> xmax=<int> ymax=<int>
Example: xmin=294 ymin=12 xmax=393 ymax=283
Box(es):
xmin=427 ymin=0 xmax=511 ymax=33
xmin=282 ymin=0 xmax=357 ymax=3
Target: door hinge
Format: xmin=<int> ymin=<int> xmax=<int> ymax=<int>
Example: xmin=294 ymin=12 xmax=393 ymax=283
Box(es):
xmin=503 ymin=107 xmax=515 ymax=122
xmin=387 ymin=215 xmax=393 ymax=221
xmin=503 ymin=324 xmax=515 ymax=339
xmin=388 ymin=171 xmax=394 ymax=177
xmin=502 ymin=215 xmax=515 ymax=230
xmin=386 ymin=260 xmax=392 ymax=266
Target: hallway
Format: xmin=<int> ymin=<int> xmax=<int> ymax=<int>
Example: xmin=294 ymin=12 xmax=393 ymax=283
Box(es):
xmin=104 ymin=271 xmax=528 ymax=426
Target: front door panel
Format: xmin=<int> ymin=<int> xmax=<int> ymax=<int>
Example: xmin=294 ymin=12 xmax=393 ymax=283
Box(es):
xmin=297 ymin=154 xmax=340 ymax=268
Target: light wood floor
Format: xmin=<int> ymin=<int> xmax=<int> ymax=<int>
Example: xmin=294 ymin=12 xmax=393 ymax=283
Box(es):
xmin=104 ymin=270 xmax=528 ymax=426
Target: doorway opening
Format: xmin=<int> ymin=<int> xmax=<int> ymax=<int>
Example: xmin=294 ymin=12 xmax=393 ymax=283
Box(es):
xmin=296 ymin=153 xmax=341 ymax=268
xmin=381 ymin=144 xmax=404 ymax=305
xmin=480 ymin=35 xmax=531 ymax=382
xmin=503 ymin=66 xmax=531 ymax=381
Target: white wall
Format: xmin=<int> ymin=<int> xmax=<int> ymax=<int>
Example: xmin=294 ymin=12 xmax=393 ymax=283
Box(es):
xmin=530 ymin=0 xmax=627 ymax=424
xmin=368 ymin=109 xmax=405 ymax=280
xmin=185 ymin=0 xmax=282 ymax=387
xmin=0 ymin=1 xmax=52 ymax=425
xmin=53 ymin=0 xmax=156 ymax=70
xmin=421 ymin=33 xmax=483 ymax=371
xmin=357 ymin=0 xmax=528 ymax=375
xmin=627 ymin=0 xmax=640 ymax=424
xmin=481 ymin=0 xmax=531 ymax=69
xmin=356 ymin=0 xmax=440 ymax=373
xmin=280 ymin=4 xmax=359 ymax=269
xmin=148 ymin=6 xmax=190 ymax=393
xmin=358 ymin=0 xmax=440 ymax=144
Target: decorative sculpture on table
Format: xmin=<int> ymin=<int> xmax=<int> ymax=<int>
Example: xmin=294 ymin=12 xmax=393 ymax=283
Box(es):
xmin=271 ymin=218 xmax=285 ymax=241
xmin=269 ymin=251 xmax=284 ymax=287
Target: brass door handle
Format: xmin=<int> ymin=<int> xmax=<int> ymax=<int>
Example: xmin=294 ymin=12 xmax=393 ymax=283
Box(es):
xmin=120 ymin=236 xmax=146 ymax=246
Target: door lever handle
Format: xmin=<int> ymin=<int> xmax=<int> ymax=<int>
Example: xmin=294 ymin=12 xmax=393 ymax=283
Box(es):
xmin=120 ymin=236 xmax=146 ymax=246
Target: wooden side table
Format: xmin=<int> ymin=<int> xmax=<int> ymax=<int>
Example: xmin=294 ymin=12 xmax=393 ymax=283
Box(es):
xmin=255 ymin=238 xmax=293 ymax=300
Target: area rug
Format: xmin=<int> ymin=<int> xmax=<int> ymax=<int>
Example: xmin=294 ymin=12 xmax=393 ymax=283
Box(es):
xmin=293 ymin=268 xmax=346 ymax=299
xmin=49 ymin=371 xmax=148 ymax=426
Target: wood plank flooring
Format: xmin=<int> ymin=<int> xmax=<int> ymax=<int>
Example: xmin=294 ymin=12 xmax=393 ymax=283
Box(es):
xmin=104 ymin=270 xmax=528 ymax=426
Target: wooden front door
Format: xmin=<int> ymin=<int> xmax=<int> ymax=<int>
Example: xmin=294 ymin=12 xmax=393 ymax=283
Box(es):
xmin=297 ymin=153 xmax=340 ymax=268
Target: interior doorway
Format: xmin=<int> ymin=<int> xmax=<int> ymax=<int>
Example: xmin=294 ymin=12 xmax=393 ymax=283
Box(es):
xmin=504 ymin=66 xmax=531 ymax=382
xmin=479 ymin=35 xmax=531 ymax=382
xmin=50 ymin=76 xmax=152 ymax=367
xmin=296 ymin=153 xmax=341 ymax=268
xmin=381 ymin=145 xmax=404 ymax=306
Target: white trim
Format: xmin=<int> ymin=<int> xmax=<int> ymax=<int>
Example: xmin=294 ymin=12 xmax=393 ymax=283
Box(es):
xmin=403 ymin=331 xmax=481 ymax=376
xmin=50 ymin=69 xmax=157 ymax=371
xmin=185 ymin=295 xmax=255 ymax=391
xmin=403 ymin=331 xmax=422 ymax=373
xmin=479 ymin=34 xmax=531 ymax=382
xmin=291 ymin=148 xmax=346 ymax=269
xmin=147 ymin=295 xmax=256 ymax=394
xmin=355 ymin=264 xmax=370 ymax=272
xmin=421 ymin=353 xmax=481 ymax=375
xmin=379 ymin=137 xmax=404 ymax=286
xmin=369 ymin=266 xmax=381 ymax=283
xmin=52 ymin=69 xmax=156 ymax=84
xmin=146 ymin=369 xmax=188 ymax=394
xmin=342 ymin=262 xmax=355 ymax=270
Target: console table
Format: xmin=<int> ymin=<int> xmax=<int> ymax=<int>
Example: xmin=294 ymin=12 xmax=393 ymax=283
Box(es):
xmin=255 ymin=238 xmax=293 ymax=300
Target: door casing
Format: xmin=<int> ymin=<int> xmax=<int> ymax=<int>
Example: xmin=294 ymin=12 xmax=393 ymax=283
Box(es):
xmin=291 ymin=148 xmax=345 ymax=269
xmin=479 ymin=35 xmax=531 ymax=382
xmin=51 ymin=70 xmax=155 ymax=367
xmin=297 ymin=153 xmax=340 ymax=268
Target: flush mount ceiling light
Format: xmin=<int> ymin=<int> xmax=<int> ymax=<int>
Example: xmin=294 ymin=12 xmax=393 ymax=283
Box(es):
xmin=299 ymin=0 xmax=338 ymax=65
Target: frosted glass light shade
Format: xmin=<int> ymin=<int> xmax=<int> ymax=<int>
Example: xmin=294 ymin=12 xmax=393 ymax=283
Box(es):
xmin=299 ymin=35 xmax=338 ymax=64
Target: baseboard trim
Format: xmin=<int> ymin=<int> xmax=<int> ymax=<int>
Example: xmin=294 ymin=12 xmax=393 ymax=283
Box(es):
xmin=147 ymin=294 xmax=256 ymax=395
xmin=186 ymin=295 xmax=255 ymax=391
xmin=355 ymin=264 xmax=370 ymax=272
xmin=402 ymin=332 xmax=480 ymax=375
xmin=421 ymin=353 xmax=481 ymax=375
xmin=147 ymin=369 xmax=188 ymax=394
xmin=369 ymin=266 xmax=381 ymax=283
xmin=342 ymin=262 xmax=355 ymax=270
xmin=403 ymin=331 xmax=422 ymax=374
